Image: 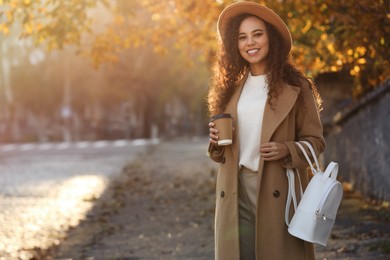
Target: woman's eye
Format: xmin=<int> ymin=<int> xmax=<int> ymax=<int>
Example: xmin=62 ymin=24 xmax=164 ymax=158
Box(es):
xmin=254 ymin=33 xmax=263 ymax=38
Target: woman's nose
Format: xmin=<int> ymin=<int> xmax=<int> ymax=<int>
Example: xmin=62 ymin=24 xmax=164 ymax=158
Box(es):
xmin=247 ymin=36 xmax=255 ymax=45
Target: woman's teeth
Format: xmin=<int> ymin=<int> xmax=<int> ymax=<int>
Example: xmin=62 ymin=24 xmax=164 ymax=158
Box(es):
xmin=247 ymin=49 xmax=259 ymax=55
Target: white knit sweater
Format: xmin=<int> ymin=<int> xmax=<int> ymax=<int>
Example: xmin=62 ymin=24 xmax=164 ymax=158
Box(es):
xmin=237 ymin=73 xmax=268 ymax=171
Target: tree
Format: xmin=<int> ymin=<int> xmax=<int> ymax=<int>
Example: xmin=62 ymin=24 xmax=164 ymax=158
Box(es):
xmin=278 ymin=0 xmax=390 ymax=96
xmin=85 ymin=0 xmax=389 ymax=96
xmin=0 ymin=0 xmax=109 ymax=48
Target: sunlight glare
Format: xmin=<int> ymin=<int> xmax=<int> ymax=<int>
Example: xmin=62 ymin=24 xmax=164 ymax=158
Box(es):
xmin=0 ymin=174 xmax=107 ymax=259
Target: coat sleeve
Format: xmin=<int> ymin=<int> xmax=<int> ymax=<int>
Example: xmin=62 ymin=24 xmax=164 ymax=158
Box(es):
xmin=281 ymin=82 xmax=325 ymax=169
xmin=207 ymin=142 xmax=226 ymax=163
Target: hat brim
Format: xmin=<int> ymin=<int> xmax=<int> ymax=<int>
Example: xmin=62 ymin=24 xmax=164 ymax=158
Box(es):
xmin=217 ymin=2 xmax=292 ymax=55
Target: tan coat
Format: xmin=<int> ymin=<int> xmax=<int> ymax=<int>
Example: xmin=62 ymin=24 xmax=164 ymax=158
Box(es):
xmin=208 ymin=74 xmax=325 ymax=260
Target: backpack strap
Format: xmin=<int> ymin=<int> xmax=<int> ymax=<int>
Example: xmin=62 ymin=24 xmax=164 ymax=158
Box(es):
xmin=285 ymin=141 xmax=318 ymax=226
xmin=296 ymin=141 xmax=320 ymax=174
xmin=285 ymin=168 xmax=302 ymax=226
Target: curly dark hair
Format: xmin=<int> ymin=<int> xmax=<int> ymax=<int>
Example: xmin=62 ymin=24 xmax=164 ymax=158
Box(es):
xmin=208 ymin=13 xmax=322 ymax=116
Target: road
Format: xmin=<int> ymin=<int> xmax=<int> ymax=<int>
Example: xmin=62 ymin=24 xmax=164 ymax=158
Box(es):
xmin=0 ymin=139 xmax=158 ymax=259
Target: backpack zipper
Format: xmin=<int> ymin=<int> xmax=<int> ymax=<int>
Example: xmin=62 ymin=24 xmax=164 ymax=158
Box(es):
xmin=315 ymin=180 xmax=340 ymax=221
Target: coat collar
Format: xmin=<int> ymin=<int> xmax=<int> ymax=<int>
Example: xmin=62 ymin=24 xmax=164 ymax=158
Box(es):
xmin=261 ymin=82 xmax=301 ymax=144
xmin=223 ymin=72 xmax=301 ymax=163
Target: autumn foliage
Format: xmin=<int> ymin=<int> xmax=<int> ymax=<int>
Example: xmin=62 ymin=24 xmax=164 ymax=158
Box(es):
xmin=1 ymin=0 xmax=388 ymax=95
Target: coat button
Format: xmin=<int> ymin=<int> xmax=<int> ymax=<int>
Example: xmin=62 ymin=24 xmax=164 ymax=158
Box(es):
xmin=221 ymin=157 xmax=226 ymax=164
xmin=220 ymin=191 xmax=225 ymax=198
xmin=273 ymin=190 xmax=280 ymax=198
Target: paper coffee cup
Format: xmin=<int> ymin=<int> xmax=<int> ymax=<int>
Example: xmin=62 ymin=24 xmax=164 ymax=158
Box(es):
xmin=210 ymin=113 xmax=233 ymax=146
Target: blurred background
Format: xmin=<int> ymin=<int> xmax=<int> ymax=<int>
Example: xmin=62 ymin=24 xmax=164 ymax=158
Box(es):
xmin=0 ymin=0 xmax=389 ymax=258
xmin=0 ymin=0 xmax=388 ymax=143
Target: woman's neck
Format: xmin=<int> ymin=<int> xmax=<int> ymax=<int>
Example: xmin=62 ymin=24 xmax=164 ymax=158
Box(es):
xmin=250 ymin=63 xmax=267 ymax=76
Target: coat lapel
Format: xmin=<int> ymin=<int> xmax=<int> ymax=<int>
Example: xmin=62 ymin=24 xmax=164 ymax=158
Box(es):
xmin=255 ymin=84 xmax=301 ymax=244
xmin=224 ymin=73 xmax=248 ymax=164
xmin=260 ymin=84 xmax=301 ymax=144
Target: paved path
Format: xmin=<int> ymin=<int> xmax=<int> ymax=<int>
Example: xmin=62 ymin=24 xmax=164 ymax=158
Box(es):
xmin=51 ymin=138 xmax=216 ymax=259
xmin=0 ymin=139 xmax=156 ymax=259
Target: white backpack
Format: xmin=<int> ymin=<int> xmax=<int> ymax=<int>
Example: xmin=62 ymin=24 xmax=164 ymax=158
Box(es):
xmin=285 ymin=141 xmax=343 ymax=246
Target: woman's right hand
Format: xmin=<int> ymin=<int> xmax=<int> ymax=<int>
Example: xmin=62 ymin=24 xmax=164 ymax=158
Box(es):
xmin=208 ymin=122 xmax=219 ymax=145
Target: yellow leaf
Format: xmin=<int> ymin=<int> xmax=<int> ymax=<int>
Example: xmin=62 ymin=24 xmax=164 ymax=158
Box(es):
xmin=326 ymin=43 xmax=335 ymax=54
xmin=355 ymin=46 xmax=366 ymax=56
xmin=301 ymin=20 xmax=312 ymax=34
xmin=357 ymin=58 xmax=366 ymax=64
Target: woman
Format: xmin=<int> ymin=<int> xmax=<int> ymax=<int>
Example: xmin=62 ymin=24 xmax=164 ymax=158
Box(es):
xmin=207 ymin=2 xmax=325 ymax=260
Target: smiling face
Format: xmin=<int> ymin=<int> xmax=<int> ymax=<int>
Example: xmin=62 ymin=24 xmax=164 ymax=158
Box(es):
xmin=238 ymin=16 xmax=269 ymax=75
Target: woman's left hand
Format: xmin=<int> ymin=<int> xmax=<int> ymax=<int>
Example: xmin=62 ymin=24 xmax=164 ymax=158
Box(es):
xmin=260 ymin=142 xmax=290 ymax=161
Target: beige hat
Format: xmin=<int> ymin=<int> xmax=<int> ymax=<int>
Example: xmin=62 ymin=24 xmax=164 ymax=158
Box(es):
xmin=217 ymin=1 xmax=292 ymax=55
